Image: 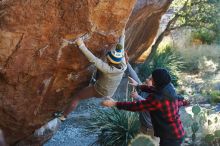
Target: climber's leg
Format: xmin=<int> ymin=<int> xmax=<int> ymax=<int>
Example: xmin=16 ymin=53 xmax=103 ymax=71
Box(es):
xmin=127 ymin=63 xmax=142 ymax=84
xmin=62 ymin=85 xmax=102 ymax=118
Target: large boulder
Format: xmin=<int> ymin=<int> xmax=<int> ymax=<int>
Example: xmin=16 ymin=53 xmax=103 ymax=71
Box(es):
xmin=0 ymin=0 xmax=172 ymax=145
xmin=126 ymin=0 xmax=172 ymax=61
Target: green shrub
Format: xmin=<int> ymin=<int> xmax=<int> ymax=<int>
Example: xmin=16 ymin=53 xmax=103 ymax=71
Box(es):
xmin=129 ymin=134 xmax=156 ymax=146
xmin=201 ymin=130 xmax=220 ymax=145
xmin=203 ymin=134 xmax=215 ymax=143
xmin=214 ymin=130 xmax=220 ymax=138
xmin=85 ymin=108 xmax=140 ymax=146
xmin=192 ymin=29 xmax=216 ymax=45
xmin=183 ymin=58 xmax=200 ymax=74
xmin=209 ymin=90 xmax=220 ymax=105
xmin=138 ymin=45 xmax=185 ymax=86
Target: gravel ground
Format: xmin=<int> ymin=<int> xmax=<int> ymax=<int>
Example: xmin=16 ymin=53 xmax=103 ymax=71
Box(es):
xmin=44 ymin=98 xmax=102 ymax=146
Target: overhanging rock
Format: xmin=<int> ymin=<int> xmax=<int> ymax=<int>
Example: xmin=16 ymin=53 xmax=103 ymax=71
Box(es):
xmin=0 ymin=0 xmax=172 ymax=145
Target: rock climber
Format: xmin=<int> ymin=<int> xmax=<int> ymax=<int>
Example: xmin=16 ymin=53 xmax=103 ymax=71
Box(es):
xmin=56 ymin=29 xmax=127 ymax=121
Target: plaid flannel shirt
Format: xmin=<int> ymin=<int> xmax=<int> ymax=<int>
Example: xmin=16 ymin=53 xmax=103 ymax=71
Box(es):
xmin=116 ymin=85 xmax=187 ymax=139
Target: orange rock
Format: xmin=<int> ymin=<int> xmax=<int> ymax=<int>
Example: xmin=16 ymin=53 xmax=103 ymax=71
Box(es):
xmin=0 ymin=0 xmax=171 ymax=144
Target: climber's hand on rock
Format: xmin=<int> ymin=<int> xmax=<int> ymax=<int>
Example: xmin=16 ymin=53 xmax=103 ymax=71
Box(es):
xmin=76 ymin=38 xmax=84 ymax=47
xmin=101 ymin=100 xmax=116 ymax=107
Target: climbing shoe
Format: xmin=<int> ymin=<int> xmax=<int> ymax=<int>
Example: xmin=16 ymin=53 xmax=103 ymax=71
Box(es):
xmin=58 ymin=115 xmax=66 ymax=122
xmin=54 ymin=112 xmax=66 ymax=122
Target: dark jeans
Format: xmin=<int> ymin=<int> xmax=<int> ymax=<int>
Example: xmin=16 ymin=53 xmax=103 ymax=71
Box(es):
xmin=160 ymin=138 xmax=183 ymax=146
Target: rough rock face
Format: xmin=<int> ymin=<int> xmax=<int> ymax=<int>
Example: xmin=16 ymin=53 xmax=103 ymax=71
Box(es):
xmin=0 ymin=0 xmax=172 ymax=145
xmin=126 ymin=0 xmax=172 ymax=61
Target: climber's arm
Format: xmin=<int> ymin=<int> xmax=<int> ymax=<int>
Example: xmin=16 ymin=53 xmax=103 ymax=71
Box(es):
xmin=119 ymin=29 xmax=127 ymax=69
xmin=76 ymin=38 xmax=117 ymax=73
xmin=127 ymin=63 xmax=142 ymax=84
xmin=119 ymin=31 xmax=125 ymax=50
xmin=102 ymin=95 xmax=160 ymax=112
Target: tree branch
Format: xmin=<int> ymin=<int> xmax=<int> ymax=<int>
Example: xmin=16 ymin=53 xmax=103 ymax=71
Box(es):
xmin=144 ymin=0 xmax=189 ymax=64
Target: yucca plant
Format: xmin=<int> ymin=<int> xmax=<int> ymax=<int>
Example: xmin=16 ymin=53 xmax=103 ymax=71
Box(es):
xmin=85 ymin=108 xmax=140 ymax=146
xmin=192 ymin=29 xmax=216 ymax=45
xmin=138 ymin=45 xmax=185 ymax=86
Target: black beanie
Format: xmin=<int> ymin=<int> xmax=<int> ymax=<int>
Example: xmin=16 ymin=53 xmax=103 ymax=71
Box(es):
xmin=152 ymin=68 xmax=171 ymax=89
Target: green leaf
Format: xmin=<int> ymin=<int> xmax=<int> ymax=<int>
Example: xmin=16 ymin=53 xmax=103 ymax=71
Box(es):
xmin=191 ymin=122 xmax=199 ymax=133
xmin=192 ymin=133 xmax=196 ymax=142
xmin=204 ymin=134 xmax=215 ymax=143
xmin=214 ymin=130 xmax=220 ymax=137
xmin=192 ymin=105 xmax=201 ymax=115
